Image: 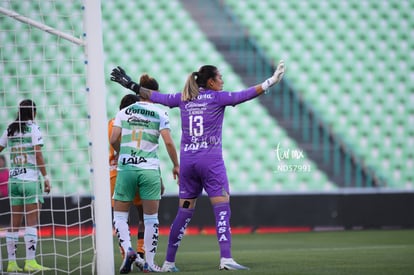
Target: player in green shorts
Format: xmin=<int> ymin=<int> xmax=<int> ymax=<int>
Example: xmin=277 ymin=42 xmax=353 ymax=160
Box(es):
xmin=110 ymin=74 xmax=179 ymax=273
xmin=0 ymin=99 xmax=51 ymax=272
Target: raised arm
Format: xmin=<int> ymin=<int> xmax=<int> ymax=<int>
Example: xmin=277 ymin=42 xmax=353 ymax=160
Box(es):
xmin=110 ymin=66 xmax=141 ymax=94
xmin=110 ymin=66 xmax=152 ymax=99
xmin=139 ymin=87 xmax=153 ymax=100
xmin=256 ymin=59 xmax=285 ymax=94
xmin=219 ymin=60 xmax=285 ymax=106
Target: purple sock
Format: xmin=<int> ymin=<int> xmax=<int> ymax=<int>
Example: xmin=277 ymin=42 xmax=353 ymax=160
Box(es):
xmin=165 ymin=207 xmax=195 ymax=262
xmin=213 ymin=202 xmax=232 ymax=259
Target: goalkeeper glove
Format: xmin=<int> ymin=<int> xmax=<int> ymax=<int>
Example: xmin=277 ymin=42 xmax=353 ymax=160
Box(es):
xmin=110 ymin=66 xmax=141 ymax=94
xmin=261 ymin=60 xmax=285 ymax=91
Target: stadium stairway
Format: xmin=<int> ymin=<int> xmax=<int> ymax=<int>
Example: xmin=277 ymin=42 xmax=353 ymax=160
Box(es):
xmin=180 ymin=0 xmax=384 ymax=187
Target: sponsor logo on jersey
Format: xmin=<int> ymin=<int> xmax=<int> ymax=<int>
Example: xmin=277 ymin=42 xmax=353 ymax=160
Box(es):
xmin=125 ymin=107 xmax=156 ymax=117
xmin=196 ymin=93 xmax=213 ymax=100
xmin=184 ymin=102 xmax=208 ymax=110
xmin=121 ymin=151 xmax=147 ymax=165
xmin=9 ymin=167 xmax=27 ymax=177
xmin=127 ymin=116 xmax=150 ymax=126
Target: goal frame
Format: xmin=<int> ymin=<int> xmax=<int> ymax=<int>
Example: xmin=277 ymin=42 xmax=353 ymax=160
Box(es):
xmin=0 ymin=1 xmax=114 ymax=274
xmin=83 ymin=1 xmax=115 ymax=274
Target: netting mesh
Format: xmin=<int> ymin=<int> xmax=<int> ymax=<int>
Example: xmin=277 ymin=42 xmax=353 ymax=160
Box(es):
xmin=1 ymin=1 xmax=96 ymax=274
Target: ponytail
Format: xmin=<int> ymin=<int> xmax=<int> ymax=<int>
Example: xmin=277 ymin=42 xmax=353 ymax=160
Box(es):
xmin=139 ymin=74 xmax=159 ymax=91
xmin=181 ymin=65 xmax=218 ymax=101
xmin=181 ymin=72 xmax=200 ymax=101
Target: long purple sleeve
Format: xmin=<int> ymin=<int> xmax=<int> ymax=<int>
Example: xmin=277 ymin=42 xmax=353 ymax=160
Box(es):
xmin=217 ymin=86 xmax=258 ymax=106
xmin=150 ymin=92 xmax=181 ymax=108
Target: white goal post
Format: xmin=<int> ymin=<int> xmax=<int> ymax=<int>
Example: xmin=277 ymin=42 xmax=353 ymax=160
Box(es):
xmin=83 ymin=1 xmax=115 ymax=274
xmin=0 ymin=1 xmax=114 ymax=274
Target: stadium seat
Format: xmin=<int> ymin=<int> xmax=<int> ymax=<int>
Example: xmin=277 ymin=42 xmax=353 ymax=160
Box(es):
xmin=1 ymin=0 xmax=340 ymax=194
xmin=223 ymin=0 xmax=413 ymax=189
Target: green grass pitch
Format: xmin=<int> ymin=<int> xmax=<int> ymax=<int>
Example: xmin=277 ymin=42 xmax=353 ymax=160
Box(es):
xmin=1 ymin=229 xmax=413 ymax=274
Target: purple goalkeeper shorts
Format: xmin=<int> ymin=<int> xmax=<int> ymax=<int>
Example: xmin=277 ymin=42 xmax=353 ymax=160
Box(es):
xmin=179 ymin=157 xmax=230 ymax=199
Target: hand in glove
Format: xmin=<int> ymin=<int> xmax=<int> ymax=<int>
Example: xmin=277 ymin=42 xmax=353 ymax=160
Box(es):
xmin=261 ymin=60 xmax=285 ymax=91
xmin=110 ymin=66 xmax=141 ymax=94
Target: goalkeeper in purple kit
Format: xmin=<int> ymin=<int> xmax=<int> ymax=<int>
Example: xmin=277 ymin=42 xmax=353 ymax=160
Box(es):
xmin=111 ymin=60 xmax=285 ymax=271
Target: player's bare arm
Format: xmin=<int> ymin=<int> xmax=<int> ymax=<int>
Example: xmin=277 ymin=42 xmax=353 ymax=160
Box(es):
xmin=109 ymin=126 xmax=122 ymax=153
xmin=35 ymin=145 xmax=51 ymax=193
xmin=160 ymin=129 xmax=179 ymax=180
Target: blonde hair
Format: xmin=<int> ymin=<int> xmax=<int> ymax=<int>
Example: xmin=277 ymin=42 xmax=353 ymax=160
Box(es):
xmin=181 ymin=72 xmax=199 ymax=101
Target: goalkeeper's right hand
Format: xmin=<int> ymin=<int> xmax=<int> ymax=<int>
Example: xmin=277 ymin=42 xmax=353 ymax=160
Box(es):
xmin=110 ymin=66 xmax=141 ymax=94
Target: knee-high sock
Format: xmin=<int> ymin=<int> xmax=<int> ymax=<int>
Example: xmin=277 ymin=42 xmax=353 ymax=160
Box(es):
xmin=6 ymin=231 xmax=19 ymax=261
xmin=24 ymin=227 xmax=38 ymax=260
xmin=143 ymin=214 xmax=159 ymax=266
xmin=165 ymin=207 xmax=195 ymax=263
xmin=213 ymin=202 xmax=232 ymax=259
xmin=113 ymin=211 xmax=131 ymax=253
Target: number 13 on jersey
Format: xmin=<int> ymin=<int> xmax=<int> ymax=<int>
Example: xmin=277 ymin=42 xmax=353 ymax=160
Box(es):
xmin=189 ymin=115 xmax=203 ymax=136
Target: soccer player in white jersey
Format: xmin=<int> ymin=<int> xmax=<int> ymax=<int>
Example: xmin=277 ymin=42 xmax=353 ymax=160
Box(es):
xmin=0 ymin=99 xmax=51 ymax=272
xmin=110 ymin=76 xmax=179 ymax=273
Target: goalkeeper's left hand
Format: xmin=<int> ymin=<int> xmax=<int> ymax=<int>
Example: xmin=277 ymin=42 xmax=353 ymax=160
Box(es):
xmin=110 ymin=66 xmax=141 ymax=94
xmin=261 ymin=60 xmax=285 ymax=91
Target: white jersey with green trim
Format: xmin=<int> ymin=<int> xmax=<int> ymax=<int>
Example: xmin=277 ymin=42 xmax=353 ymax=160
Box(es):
xmin=0 ymin=121 xmax=43 ymax=181
xmin=113 ymin=102 xmax=170 ymax=171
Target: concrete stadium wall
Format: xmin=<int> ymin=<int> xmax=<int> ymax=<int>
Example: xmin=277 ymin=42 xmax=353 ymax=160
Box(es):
xmin=156 ymin=192 xmax=414 ymax=230
xmin=0 ymin=193 xmax=413 ymax=229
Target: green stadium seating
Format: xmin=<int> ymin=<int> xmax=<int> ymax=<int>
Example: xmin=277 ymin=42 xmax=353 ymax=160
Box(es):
xmin=223 ymin=0 xmax=413 ymax=190
xmin=1 ymin=0 xmax=342 ymax=194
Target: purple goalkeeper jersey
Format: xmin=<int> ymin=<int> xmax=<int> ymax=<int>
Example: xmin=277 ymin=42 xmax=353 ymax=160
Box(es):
xmin=150 ymin=87 xmax=258 ymax=160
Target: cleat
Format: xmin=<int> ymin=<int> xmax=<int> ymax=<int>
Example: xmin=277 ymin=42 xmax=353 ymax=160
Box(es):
xmin=219 ymin=258 xmax=249 ymax=271
xmin=134 ymin=253 xmax=145 ymax=271
xmin=7 ymin=261 xmax=23 ymax=272
xmin=24 ymin=259 xmax=51 ymax=271
xmin=120 ymin=247 xmax=137 ymax=274
xmin=162 ymin=261 xmax=180 ymax=272
xmin=143 ymin=262 xmax=162 ymax=273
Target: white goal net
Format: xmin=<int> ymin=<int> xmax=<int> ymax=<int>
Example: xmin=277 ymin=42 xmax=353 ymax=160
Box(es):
xmin=0 ymin=1 xmax=113 ymax=274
